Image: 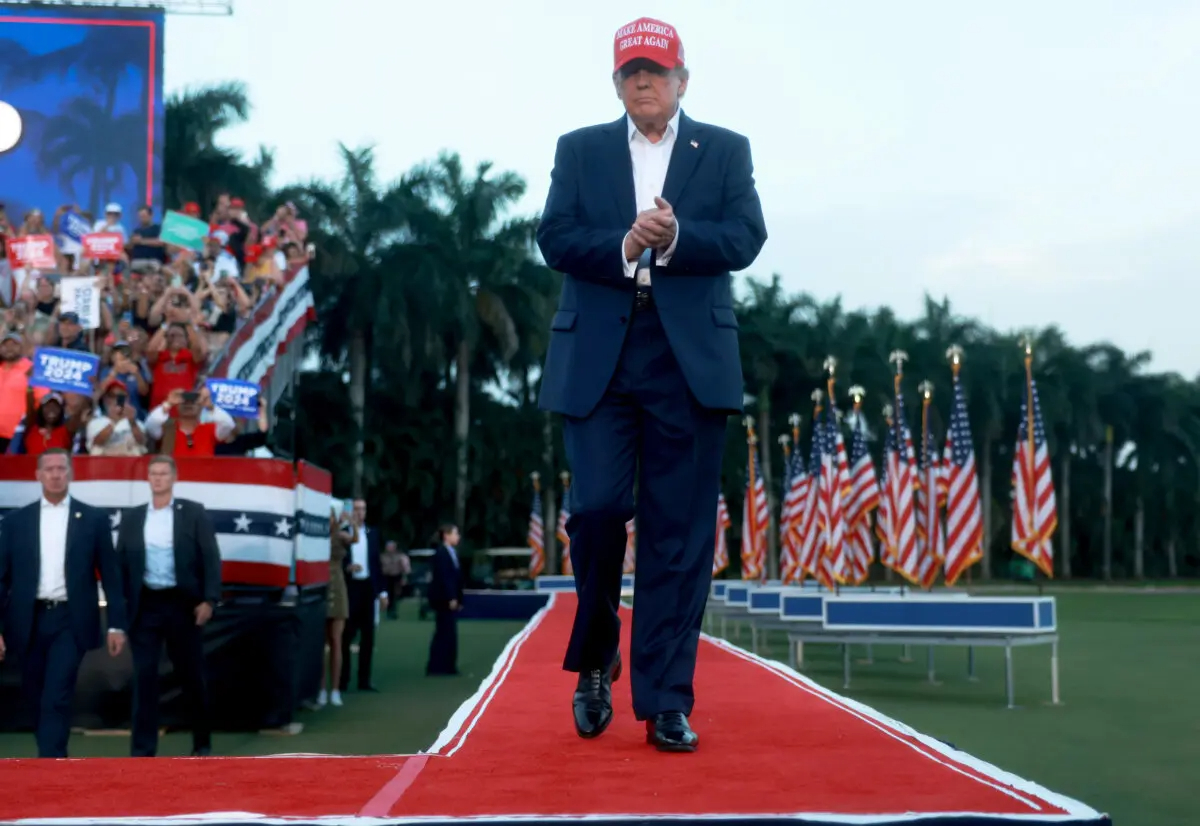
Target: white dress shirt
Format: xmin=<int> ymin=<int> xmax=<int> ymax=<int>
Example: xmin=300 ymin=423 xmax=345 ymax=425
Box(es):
xmin=143 ymin=498 xmax=176 ymax=589
xmin=37 ymin=496 xmax=71 ymax=601
xmin=623 ymin=108 xmax=682 ymax=287
xmin=349 ymin=528 xmax=369 ymax=581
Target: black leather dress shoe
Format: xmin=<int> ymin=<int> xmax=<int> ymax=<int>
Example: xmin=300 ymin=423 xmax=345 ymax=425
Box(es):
xmin=190 ymin=746 xmax=212 ymax=757
xmin=645 ymin=712 xmax=698 ymax=752
xmin=572 ymin=655 xmax=622 ymax=739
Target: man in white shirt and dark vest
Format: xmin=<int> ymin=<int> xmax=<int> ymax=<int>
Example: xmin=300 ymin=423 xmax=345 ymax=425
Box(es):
xmin=536 ymin=17 xmax=766 ymax=752
xmin=116 ymin=454 xmax=222 ymax=756
xmin=0 ymin=448 xmax=128 ymax=757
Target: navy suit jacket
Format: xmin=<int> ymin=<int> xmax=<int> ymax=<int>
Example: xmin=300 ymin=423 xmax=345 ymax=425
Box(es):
xmin=115 ymin=498 xmax=222 ymax=623
xmin=0 ymin=496 xmax=127 ymax=660
xmin=342 ymin=524 xmax=383 ymax=596
xmin=536 ymin=111 xmax=767 ymax=419
xmin=425 ymin=544 xmax=462 ymax=611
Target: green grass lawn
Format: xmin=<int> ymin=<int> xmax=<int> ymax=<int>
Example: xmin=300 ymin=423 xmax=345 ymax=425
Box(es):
xmin=0 ymin=600 xmax=525 ymax=759
xmin=734 ymin=591 xmax=1199 ymax=826
xmin=0 ymin=591 xmax=1192 ymax=826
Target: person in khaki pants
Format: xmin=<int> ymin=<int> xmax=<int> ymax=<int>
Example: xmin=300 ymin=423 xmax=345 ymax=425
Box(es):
xmin=380 ymin=541 xmax=409 ymax=619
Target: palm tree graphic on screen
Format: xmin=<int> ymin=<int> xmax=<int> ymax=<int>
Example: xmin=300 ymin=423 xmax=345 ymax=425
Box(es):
xmin=0 ymin=26 xmax=152 ymax=215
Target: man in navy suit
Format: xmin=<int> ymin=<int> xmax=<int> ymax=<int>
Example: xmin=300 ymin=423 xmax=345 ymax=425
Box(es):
xmin=0 ymin=448 xmax=128 ymax=757
xmin=537 ymin=17 xmax=767 ymax=752
xmin=425 ymin=524 xmax=463 ymax=676
xmin=339 ymin=498 xmax=387 ymax=692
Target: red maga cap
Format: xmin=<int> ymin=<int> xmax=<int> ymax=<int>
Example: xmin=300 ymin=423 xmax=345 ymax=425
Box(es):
xmin=613 ymin=17 xmax=684 ymax=72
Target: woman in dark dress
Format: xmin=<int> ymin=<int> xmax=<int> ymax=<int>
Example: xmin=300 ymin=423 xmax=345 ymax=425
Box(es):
xmin=426 ymin=523 xmax=463 ymax=676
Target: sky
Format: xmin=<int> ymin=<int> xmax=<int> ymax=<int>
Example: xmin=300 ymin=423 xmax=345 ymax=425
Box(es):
xmin=163 ymin=0 xmax=1198 ymax=374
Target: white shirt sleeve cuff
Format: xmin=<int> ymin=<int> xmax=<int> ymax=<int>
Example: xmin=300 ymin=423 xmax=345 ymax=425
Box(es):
xmin=656 ymin=218 xmax=679 ymax=265
xmin=621 ymin=232 xmax=638 ymax=279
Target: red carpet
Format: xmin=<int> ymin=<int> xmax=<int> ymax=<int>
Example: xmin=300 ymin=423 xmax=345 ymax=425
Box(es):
xmin=0 ymin=593 xmax=1108 ymax=825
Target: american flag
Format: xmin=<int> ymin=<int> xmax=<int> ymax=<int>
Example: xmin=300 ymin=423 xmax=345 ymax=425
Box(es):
xmin=713 ymin=492 xmax=731 ymax=575
xmin=881 ymin=387 xmax=920 ymax=586
xmin=741 ymin=430 xmax=769 ymax=581
xmin=527 ymin=483 xmax=545 ymax=578
xmin=817 ymin=401 xmax=851 ymax=585
xmin=778 ymin=439 xmax=805 ymax=584
xmin=942 ymin=365 xmax=984 ymax=585
xmin=1011 ymin=359 xmax=1057 ymax=578
xmin=843 ymin=402 xmax=880 ymax=585
xmin=557 ymin=493 xmax=572 ymax=576
xmin=915 ymin=392 xmax=946 ymax=588
xmin=794 ymin=401 xmax=825 ymax=584
xmin=623 ymin=518 xmax=636 ymax=573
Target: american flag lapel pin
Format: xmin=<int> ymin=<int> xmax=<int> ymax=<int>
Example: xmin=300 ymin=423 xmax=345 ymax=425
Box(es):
xmin=74 ymin=512 xmax=81 ymax=518
xmin=690 ymin=139 xmax=699 ymax=148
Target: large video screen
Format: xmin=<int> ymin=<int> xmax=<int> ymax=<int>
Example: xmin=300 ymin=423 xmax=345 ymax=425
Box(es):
xmin=0 ymin=3 xmax=165 ymax=227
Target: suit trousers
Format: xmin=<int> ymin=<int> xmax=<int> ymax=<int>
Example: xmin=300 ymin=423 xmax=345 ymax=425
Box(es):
xmin=130 ymin=587 xmax=212 ymax=756
xmin=340 ymin=578 xmax=376 ymax=690
xmin=562 ymin=305 xmax=728 ymax=720
xmin=426 ymin=608 xmax=458 ymax=675
xmin=22 ymin=602 xmax=84 ymax=758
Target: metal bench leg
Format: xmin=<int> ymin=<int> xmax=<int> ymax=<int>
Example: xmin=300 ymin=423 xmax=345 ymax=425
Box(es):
xmin=721 ymin=616 xmax=727 ymax=638
xmin=967 ymin=646 xmax=978 ymax=681
xmin=899 ymin=644 xmax=913 ymax=663
xmin=843 ymin=643 xmax=852 ymax=689
xmin=1050 ymin=639 xmax=1062 ymax=705
xmin=858 ymin=643 xmax=874 ymax=665
xmin=751 ymin=625 xmax=760 ymax=654
xmin=927 ymin=646 xmax=939 ymax=684
xmin=1004 ymin=643 xmax=1015 ymax=709
xmin=796 ymin=640 xmax=805 ymax=668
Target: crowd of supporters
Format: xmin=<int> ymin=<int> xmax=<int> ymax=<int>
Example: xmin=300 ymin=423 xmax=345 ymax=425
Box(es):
xmin=0 ymin=195 xmax=310 ymax=459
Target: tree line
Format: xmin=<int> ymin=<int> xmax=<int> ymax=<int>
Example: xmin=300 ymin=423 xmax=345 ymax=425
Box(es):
xmin=164 ymin=81 xmax=1198 ymax=581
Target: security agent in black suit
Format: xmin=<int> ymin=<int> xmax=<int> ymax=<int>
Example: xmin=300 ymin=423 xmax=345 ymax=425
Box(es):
xmin=425 ymin=524 xmax=463 ymax=676
xmin=116 ymin=455 xmax=221 ymax=757
xmin=0 ymin=448 xmax=128 ymax=758
xmin=340 ymin=498 xmax=387 ymax=692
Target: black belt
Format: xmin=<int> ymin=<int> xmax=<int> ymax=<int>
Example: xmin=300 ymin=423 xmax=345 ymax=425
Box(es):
xmin=633 ymin=290 xmax=655 ymax=311
xmin=36 ymin=598 xmax=67 ymax=610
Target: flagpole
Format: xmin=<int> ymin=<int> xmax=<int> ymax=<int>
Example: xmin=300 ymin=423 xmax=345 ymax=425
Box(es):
xmin=888 ymin=350 xmax=908 ymax=596
xmin=1021 ymin=337 xmax=1039 ymax=589
xmin=848 ymin=385 xmax=868 ymax=587
xmin=919 ymin=379 xmax=937 ymax=592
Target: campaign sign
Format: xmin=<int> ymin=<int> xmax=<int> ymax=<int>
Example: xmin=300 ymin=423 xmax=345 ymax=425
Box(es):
xmin=31 ymin=347 xmax=100 ymax=395
xmin=59 ymin=211 xmax=90 ymax=254
xmin=161 ymin=210 xmax=211 ymax=252
xmin=82 ymin=232 xmax=125 ymax=260
xmin=207 ymin=377 xmax=259 ymax=418
xmin=5 ymin=234 xmax=56 ymax=270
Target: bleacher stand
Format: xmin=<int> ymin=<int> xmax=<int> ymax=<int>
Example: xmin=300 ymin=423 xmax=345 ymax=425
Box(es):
xmin=0 ymin=195 xmax=312 ymax=458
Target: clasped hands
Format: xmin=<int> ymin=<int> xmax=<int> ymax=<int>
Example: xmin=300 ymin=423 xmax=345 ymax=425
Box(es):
xmin=623 ymin=196 xmax=676 ymax=261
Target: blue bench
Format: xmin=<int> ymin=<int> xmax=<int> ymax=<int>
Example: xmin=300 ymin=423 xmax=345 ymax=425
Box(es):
xmin=792 ymin=595 xmax=1058 ymax=709
xmin=704 ymin=583 xmax=1059 ymax=709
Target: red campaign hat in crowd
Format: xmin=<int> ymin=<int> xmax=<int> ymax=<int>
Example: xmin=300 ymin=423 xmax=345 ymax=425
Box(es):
xmin=231 ymin=197 xmax=245 ymax=208
xmin=182 ymin=202 xmax=201 ymax=216
xmin=245 ymin=243 xmax=263 ymax=264
xmin=613 ymin=17 xmax=685 ymax=72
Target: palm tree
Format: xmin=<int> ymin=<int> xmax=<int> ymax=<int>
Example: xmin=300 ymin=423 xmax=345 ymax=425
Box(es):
xmin=163 ymin=82 xmax=275 ymax=212
xmin=406 ymin=152 xmax=543 ymax=529
xmin=279 ymin=143 xmax=423 ymax=498
xmin=36 ymin=100 xmax=143 ymax=213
